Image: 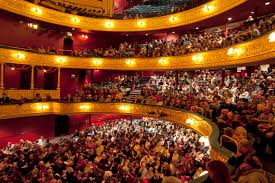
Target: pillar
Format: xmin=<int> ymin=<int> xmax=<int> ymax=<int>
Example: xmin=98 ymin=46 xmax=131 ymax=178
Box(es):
xmin=57 ymin=67 xmax=61 ymax=100
xmin=0 ymin=63 xmax=4 ymax=90
xmin=57 ymin=67 xmax=61 ymax=90
xmin=30 ymin=65 xmax=34 ymax=90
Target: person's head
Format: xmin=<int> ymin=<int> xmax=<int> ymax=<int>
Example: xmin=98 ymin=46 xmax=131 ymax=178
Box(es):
xmin=162 ymin=176 xmax=182 ymax=183
xmin=263 ymin=107 xmax=270 ymax=114
xmin=206 ymin=160 xmax=232 ymax=183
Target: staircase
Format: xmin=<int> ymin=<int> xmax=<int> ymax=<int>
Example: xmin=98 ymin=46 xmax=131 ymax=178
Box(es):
xmin=125 ymin=89 xmax=140 ymax=103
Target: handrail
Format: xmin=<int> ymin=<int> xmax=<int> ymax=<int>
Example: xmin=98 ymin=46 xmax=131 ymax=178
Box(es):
xmin=0 ymin=32 xmax=273 ymax=70
xmin=0 ymin=101 xmax=233 ymax=163
xmin=220 ymin=134 xmax=239 ymax=155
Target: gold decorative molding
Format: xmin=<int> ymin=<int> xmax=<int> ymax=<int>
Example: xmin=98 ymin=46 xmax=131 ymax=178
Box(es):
xmin=2 ymin=89 xmax=60 ymax=100
xmin=0 ymin=33 xmax=274 ymax=70
xmin=0 ymin=102 xmax=230 ymax=161
xmin=0 ymin=0 xmax=246 ymax=32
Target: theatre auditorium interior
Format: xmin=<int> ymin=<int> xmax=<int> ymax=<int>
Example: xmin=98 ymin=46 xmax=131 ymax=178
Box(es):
xmin=0 ymin=0 xmax=275 ymax=182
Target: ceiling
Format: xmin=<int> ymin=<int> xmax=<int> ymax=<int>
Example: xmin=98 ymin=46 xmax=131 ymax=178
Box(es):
xmin=0 ymin=0 xmax=274 ymax=37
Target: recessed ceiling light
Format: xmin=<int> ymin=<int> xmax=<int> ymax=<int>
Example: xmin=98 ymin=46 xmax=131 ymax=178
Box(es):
xmin=251 ymin=11 xmax=255 ymax=14
xmin=196 ymin=27 xmax=199 ymax=30
xmin=228 ymin=17 xmax=232 ymax=21
xmin=172 ymin=31 xmax=175 ymax=34
xmin=265 ymin=2 xmax=270 ymax=5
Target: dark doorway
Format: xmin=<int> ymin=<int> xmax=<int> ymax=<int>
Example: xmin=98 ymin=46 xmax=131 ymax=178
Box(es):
xmin=55 ymin=115 xmax=69 ymax=136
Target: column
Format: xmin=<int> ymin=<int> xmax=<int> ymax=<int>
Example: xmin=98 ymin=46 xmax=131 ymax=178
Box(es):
xmin=57 ymin=67 xmax=61 ymax=90
xmin=30 ymin=66 xmax=34 ymax=90
xmin=0 ymin=63 xmax=4 ymax=90
xmin=57 ymin=67 xmax=61 ymax=100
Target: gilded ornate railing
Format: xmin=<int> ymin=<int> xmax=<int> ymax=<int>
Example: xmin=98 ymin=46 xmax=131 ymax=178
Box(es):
xmin=0 ymin=0 xmax=246 ymax=32
xmin=0 ymin=89 xmax=60 ymax=100
xmin=0 ymin=102 xmax=232 ymax=162
xmin=0 ymin=32 xmax=274 ymax=70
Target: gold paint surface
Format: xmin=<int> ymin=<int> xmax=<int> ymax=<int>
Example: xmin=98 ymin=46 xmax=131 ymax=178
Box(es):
xmin=0 ymin=33 xmax=274 ymax=70
xmin=0 ymin=0 xmax=246 ymax=32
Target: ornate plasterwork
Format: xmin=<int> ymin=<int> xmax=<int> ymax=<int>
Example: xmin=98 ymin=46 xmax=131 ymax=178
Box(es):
xmin=0 ymin=33 xmax=274 ymax=70
xmin=0 ymin=102 xmax=231 ymax=161
xmin=0 ymin=0 xmax=246 ymax=32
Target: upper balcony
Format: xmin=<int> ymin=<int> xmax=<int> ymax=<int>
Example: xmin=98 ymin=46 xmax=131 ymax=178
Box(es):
xmin=0 ymin=31 xmax=274 ymax=70
xmin=0 ymin=0 xmax=250 ymax=31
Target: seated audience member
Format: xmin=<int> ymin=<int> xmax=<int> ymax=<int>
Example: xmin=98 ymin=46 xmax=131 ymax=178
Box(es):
xmin=0 ymin=119 xmax=210 ymax=182
xmin=0 ymin=93 xmax=10 ymax=104
xmin=236 ymin=154 xmax=269 ymax=183
xmin=204 ymin=160 xmax=232 ymax=183
xmin=34 ymin=93 xmax=42 ymax=102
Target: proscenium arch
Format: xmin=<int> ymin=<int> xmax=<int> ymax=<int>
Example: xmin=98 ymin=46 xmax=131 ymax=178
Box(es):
xmin=0 ymin=102 xmax=232 ymax=162
xmin=0 ymin=0 xmax=246 ymax=32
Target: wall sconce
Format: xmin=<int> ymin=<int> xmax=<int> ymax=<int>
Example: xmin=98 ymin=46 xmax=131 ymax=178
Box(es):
xmin=104 ymin=21 xmax=114 ymax=28
xmin=81 ymin=34 xmax=88 ymax=39
xmin=56 ymin=57 xmax=66 ymax=64
xmin=27 ymin=23 xmax=39 ymax=29
xmin=80 ymin=105 xmax=91 ymax=110
xmin=31 ymin=6 xmax=42 ymax=14
xmin=126 ymin=59 xmax=135 ymax=65
xmin=268 ymin=31 xmax=275 ymax=43
xmin=202 ymin=5 xmax=214 ymax=12
xmin=71 ymin=17 xmax=80 ymax=23
xmin=36 ymin=104 xmax=49 ymax=110
xmin=137 ymin=20 xmax=146 ymax=27
xmin=13 ymin=52 xmax=25 ymax=59
xmin=169 ymin=16 xmax=179 ymax=22
xmin=186 ymin=118 xmax=195 ymax=125
xmin=93 ymin=59 xmax=102 ymax=65
xmin=192 ymin=55 xmax=203 ymax=63
xmin=227 ymin=47 xmax=243 ymax=56
xmin=11 ymin=67 xmax=15 ymax=71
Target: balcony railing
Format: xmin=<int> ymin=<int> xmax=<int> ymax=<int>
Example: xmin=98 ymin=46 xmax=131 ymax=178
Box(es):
xmin=0 ymin=102 xmax=233 ymax=163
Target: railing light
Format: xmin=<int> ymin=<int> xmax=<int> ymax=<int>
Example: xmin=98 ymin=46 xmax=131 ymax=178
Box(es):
xmin=80 ymin=105 xmax=90 ymax=110
xmin=13 ymin=52 xmax=25 ymax=59
xmin=192 ymin=55 xmax=203 ymax=63
xmin=169 ymin=16 xmax=179 ymax=22
xmin=186 ymin=118 xmax=195 ymax=125
xmin=71 ymin=17 xmax=80 ymax=23
xmin=268 ymin=31 xmax=275 ymax=42
xmin=104 ymin=21 xmax=114 ymax=28
xmin=31 ymin=6 xmax=42 ymax=14
xmin=36 ymin=105 xmax=49 ymax=110
xmin=56 ymin=57 xmax=66 ymax=64
xmin=137 ymin=20 xmax=146 ymax=27
xmin=202 ymin=5 xmax=214 ymax=12
xmin=93 ymin=59 xmax=102 ymax=65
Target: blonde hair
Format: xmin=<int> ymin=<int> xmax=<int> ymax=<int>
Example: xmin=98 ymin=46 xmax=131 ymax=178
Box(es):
xmin=162 ymin=176 xmax=182 ymax=183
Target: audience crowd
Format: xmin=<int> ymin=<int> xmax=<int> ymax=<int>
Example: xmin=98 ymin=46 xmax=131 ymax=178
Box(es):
xmin=1 ymin=64 xmax=275 ymax=182
xmin=27 ymin=14 xmax=275 ymax=58
xmin=0 ymin=118 xmax=210 ymax=182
